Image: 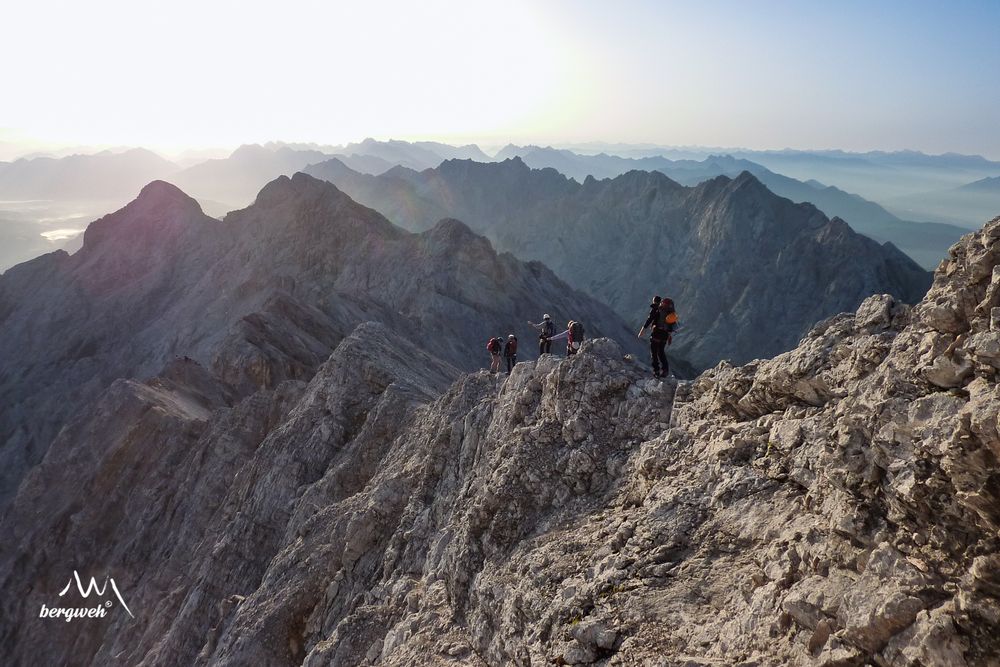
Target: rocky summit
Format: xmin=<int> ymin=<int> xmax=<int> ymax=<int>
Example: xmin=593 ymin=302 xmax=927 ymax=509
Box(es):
xmin=2 ymin=216 xmax=1000 ymax=665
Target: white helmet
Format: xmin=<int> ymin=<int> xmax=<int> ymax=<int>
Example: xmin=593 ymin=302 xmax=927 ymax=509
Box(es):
xmin=543 ymin=313 xmax=551 ymax=320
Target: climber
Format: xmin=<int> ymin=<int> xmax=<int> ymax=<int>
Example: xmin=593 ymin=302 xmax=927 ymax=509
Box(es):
xmin=486 ymin=335 xmax=503 ymax=373
xmin=504 ymin=334 xmax=518 ymax=372
xmin=528 ymin=313 xmax=556 ymax=355
xmin=547 ymin=320 xmax=585 ymax=356
xmin=644 ymin=296 xmax=662 ymax=329
xmin=638 ymin=295 xmax=677 ymax=378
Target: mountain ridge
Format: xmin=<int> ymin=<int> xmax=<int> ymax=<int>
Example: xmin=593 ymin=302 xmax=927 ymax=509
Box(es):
xmin=305 ymin=157 xmax=932 ymax=369
xmin=0 ymin=173 xmax=641 ymax=510
xmin=495 ymin=145 xmax=967 ymax=267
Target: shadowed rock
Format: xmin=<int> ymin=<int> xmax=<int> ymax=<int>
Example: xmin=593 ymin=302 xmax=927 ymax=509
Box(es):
xmin=305 ymin=157 xmax=932 ymax=369
xmin=2 ymin=219 xmax=1000 ymax=665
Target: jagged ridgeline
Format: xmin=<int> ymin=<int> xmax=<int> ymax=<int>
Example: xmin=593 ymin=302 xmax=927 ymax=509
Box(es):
xmin=305 ymin=156 xmax=932 ymax=369
xmin=0 ymin=174 xmax=640 ymax=509
xmin=2 ymin=193 xmax=1000 ymax=664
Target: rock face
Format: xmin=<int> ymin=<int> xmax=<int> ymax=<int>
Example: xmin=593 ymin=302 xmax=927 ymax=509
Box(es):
xmin=3 ymin=218 xmax=1000 ymax=665
xmin=305 ymin=157 xmax=932 ymax=369
xmin=0 ymin=173 xmax=638 ymax=510
xmin=474 ymin=146 xmax=968 ymax=270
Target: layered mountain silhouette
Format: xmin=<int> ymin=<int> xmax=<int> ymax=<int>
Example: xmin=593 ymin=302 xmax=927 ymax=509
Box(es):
xmin=3 ymin=141 xmax=982 ymax=273
xmin=887 ymin=175 xmax=1000 ymax=229
xmin=962 ymin=175 xmax=1000 ymax=192
xmin=0 ymin=148 xmax=178 ymax=200
xmin=493 ymin=145 xmax=967 ymax=268
xmin=337 ymin=138 xmax=491 ymax=170
xmin=725 ymin=148 xmax=1000 ymax=201
xmin=305 ymin=156 xmax=932 ymax=368
xmin=170 ymin=144 xmax=333 ymax=212
xmin=0 ymin=173 xmax=638 ymax=509
xmin=165 ymin=141 xmax=493 ymax=211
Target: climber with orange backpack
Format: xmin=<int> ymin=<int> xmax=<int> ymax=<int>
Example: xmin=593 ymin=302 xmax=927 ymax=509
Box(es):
xmin=486 ymin=335 xmax=503 ymax=373
xmin=638 ymin=295 xmax=678 ymax=378
xmin=546 ymin=320 xmax=585 ymax=356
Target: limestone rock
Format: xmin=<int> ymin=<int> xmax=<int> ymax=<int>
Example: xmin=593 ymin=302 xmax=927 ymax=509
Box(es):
xmin=2 ymin=200 xmax=999 ymax=666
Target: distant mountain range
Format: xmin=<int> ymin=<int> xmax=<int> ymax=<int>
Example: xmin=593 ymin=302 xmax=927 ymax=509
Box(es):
xmin=305 ymin=156 xmax=931 ymax=369
xmin=493 ymin=145 xmax=967 ymax=268
xmin=169 ymin=144 xmax=331 ymax=212
xmin=0 ymin=148 xmax=177 ymax=200
xmin=552 ymin=144 xmax=1000 ymax=226
xmin=0 ymin=141 xmax=492 ymax=218
xmin=560 ymin=144 xmax=1000 ymax=193
xmin=165 ymin=141 xmax=492 ymax=211
xmin=2 ymin=140 xmax=992 ymax=274
xmin=724 ymin=148 xmax=1000 ymax=210
xmin=883 ymin=175 xmax=1000 ymax=229
xmin=337 ymin=138 xmax=491 ymax=170
xmin=962 ymin=175 xmax=1000 ymax=192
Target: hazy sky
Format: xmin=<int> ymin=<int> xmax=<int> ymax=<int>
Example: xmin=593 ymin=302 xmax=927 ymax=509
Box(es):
xmin=3 ymin=0 xmax=999 ymax=157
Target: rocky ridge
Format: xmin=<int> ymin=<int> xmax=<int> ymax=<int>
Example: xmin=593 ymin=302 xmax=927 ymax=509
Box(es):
xmin=0 ymin=173 xmax=638 ymax=510
xmin=2 ymin=217 xmax=1000 ymax=664
xmin=305 ymin=157 xmax=932 ymax=369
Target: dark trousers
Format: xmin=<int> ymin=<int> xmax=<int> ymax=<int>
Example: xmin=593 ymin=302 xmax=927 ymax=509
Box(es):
xmin=539 ymin=338 xmax=552 ymax=355
xmin=650 ymin=337 xmax=669 ymax=376
xmin=505 ymin=355 xmax=516 ymax=372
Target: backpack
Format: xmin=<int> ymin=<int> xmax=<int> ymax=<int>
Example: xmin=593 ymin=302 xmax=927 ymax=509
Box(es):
xmin=487 ymin=337 xmax=501 ymax=353
xmin=569 ymin=321 xmax=585 ymax=344
xmin=656 ymin=300 xmax=678 ymax=332
xmin=541 ymin=320 xmax=555 ymax=337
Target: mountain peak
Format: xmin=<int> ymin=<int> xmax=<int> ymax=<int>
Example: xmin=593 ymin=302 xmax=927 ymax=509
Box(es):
xmin=81 ymin=180 xmax=206 ymax=252
xmin=732 ymin=169 xmax=763 ymax=187
xmin=136 ymin=179 xmax=201 ymax=207
xmin=426 ymin=216 xmax=477 ymax=239
xmin=421 ymin=217 xmax=497 ymax=258
xmin=250 ymin=172 xmax=347 ymax=209
xmin=715 ymin=170 xmax=772 ymax=201
xmin=226 ymin=172 xmax=404 ymax=241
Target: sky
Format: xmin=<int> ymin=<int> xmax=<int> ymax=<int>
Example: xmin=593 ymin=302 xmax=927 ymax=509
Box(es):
xmin=2 ymin=0 xmax=999 ymax=158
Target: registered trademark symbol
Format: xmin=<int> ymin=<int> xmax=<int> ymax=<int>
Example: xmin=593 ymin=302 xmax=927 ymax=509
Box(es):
xmin=105 ymin=601 xmax=112 ymax=607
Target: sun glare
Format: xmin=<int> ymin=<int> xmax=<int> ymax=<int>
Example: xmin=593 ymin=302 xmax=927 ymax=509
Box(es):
xmin=2 ymin=0 xmax=578 ymax=152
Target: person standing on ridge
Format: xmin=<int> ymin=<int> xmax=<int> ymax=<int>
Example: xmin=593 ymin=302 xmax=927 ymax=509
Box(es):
xmin=638 ymin=296 xmax=677 ymax=378
xmin=644 ymin=296 xmax=662 ymax=330
xmin=547 ymin=320 xmax=585 ymax=356
xmin=504 ymin=334 xmax=518 ymax=372
xmin=528 ymin=314 xmax=556 ymax=355
xmin=487 ymin=335 xmax=503 ymax=373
